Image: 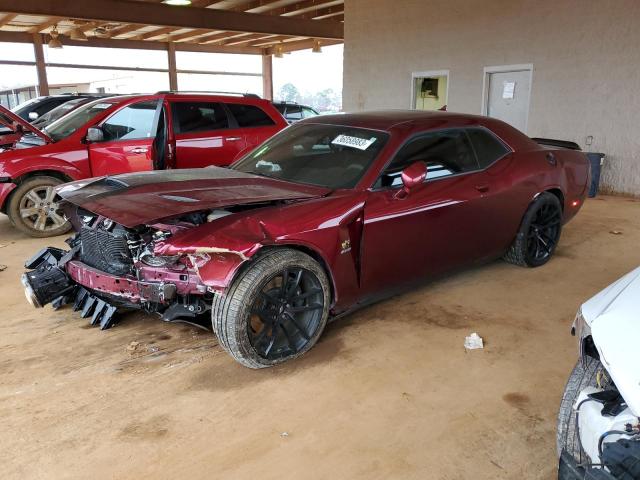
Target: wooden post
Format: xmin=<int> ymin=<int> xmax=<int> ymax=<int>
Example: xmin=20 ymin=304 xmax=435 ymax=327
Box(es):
xmin=167 ymin=42 xmax=178 ymax=91
xmin=32 ymin=33 xmax=49 ymax=96
xmin=262 ymin=53 xmax=273 ymax=100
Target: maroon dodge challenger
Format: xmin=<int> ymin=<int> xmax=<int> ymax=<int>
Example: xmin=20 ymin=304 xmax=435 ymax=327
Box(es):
xmin=22 ymin=111 xmax=589 ymax=368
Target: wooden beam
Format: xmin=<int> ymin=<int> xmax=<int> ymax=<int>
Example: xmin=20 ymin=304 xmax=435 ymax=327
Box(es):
xmin=134 ymin=27 xmax=177 ymax=41
xmin=105 ymin=24 xmax=146 ymax=38
xmin=28 ymin=17 xmax=62 ymax=34
xmin=0 ymin=13 xmax=17 ymax=27
xmin=167 ymin=28 xmax=213 ymax=43
xmin=294 ymin=6 xmax=344 ymax=20
xmin=32 ymin=33 xmax=49 ymax=96
xmin=264 ymin=37 xmax=342 ymax=54
xmin=167 ymin=42 xmax=178 ymax=90
xmin=274 ymin=0 xmax=343 ymax=16
xmin=0 ymin=31 xmax=264 ymax=54
xmin=262 ymin=54 xmax=273 ymax=100
xmin=0 ymin=0 xmax=344 ymax=39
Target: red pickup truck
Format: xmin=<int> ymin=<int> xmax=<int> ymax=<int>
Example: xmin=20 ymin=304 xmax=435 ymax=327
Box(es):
xmin=0 ymin=92 xmax=287 ymax=237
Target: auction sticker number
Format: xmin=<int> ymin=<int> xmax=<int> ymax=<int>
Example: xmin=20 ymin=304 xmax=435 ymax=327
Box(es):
xmin=332 ymin=134 xmax=377 ymax=151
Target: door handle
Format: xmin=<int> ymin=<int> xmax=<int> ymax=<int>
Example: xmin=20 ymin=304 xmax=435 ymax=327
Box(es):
xmin=475 ymin=184 xmax=490 ymax=193
xmin=226 ymin=137 xmax=242 ymax=142
xmin=546 ymin=152 xmax=557 ymax=166
xmin=131 ymin=147 xmax=148 ymax=154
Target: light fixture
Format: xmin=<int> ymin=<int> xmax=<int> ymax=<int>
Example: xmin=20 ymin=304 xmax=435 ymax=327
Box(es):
xmin=48 ymin=25 xmax=63 ymax=49
xmin=274 ymin=43 xmax=284 ymax=58
xmin=312 ymin=40 xmax=322 ymax=53
xmin=69 ymin=28 xmax=88 ymax=41
xmin=162 ymin=0 xmax=192 ymax=5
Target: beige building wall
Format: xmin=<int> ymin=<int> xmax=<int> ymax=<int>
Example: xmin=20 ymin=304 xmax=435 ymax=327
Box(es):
xmin=343 ymin=0 xmax=640 ymax=195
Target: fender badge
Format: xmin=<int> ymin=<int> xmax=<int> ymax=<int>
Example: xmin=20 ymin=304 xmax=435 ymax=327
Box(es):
xmin=340 ymin=239 xmax=351 ymax=254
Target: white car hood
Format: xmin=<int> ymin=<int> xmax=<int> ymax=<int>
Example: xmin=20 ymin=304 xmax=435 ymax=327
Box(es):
xmin=582 ymin=266 xmax=640 ymax=415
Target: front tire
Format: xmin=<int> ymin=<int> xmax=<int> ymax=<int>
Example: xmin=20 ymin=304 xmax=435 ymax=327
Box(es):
xmin=7 ymin=176 xmax=72 ymax=238
xmin=212 ymin=249 xmax=331 ymax=369
xmin=504 ymin=192 xmax=563 ymax=267
xmin=557 ymin=357 xmax=611 ymax=462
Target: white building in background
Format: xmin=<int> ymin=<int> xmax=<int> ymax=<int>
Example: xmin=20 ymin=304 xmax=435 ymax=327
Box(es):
xmin=344 ymin=0 xmax=640 ymax=195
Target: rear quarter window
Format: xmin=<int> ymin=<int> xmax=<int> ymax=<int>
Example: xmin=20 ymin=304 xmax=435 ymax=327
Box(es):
xmin=226 ymin=103 xmax=276 ymax=128
xmin=466 ymin=128 xmax=510 ymax=168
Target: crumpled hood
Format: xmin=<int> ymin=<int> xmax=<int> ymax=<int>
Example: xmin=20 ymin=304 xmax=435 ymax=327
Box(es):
xmin=57 ymin=167 xmax=330 ymax=228
xmin=581 ymin=266 xmax=640 ymax=415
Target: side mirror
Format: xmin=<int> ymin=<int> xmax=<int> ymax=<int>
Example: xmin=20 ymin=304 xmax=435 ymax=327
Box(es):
xmin=86 ymin=126 xmax=104 ymax=143
xmin=396 ymin=161 xmax=427 ymax=199
xmin=28 ymin=111 xmax=39 ymax=121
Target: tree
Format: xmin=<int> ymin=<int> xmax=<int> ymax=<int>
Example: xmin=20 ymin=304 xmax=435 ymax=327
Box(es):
xmin=278 ymin=83 xmax=300 ymax=102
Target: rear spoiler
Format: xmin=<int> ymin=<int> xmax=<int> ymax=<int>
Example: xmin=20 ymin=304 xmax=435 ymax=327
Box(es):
xmin=532 ymin=138 xmax=581 ymax=150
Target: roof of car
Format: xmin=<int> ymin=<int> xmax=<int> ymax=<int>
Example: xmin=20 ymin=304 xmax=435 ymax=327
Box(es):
xmin=301 ymin=110 xmax=539 ymax=150
xmin=303 ymin=110 xmax=494 ymax=130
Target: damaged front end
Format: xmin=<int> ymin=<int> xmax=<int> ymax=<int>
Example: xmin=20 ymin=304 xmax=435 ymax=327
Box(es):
xmin=21 ymin=212 xmax=229 ymax=330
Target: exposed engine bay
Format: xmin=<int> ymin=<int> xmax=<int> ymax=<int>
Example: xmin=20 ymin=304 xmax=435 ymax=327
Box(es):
xmin=21 ymin=207 xmax=242 ymax=330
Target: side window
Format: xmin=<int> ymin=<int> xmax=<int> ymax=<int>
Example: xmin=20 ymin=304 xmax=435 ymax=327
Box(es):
xmin=466 ymin=128 xmax=510 ymax=168
xmin=101 ymin=100 xmax=158 ymax=141
xmin=284 ymin=106 xmax=303 ymax=121
xmin=377 ymin=130 xmax=480 ymax=188
xmin=226 ymin=103 xmax=276 ymax=127
xmin=302 ymin=107 xmax=318 ymax=118
xmin=172 ymin=101 xmax=229 ymax=134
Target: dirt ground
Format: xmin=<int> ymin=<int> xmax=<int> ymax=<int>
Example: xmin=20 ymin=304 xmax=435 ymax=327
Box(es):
xmin=1 ymin=195 xmax=639 ymax=480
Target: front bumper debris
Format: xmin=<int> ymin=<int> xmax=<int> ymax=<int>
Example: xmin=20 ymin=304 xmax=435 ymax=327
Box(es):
xmin=22 ymin=246 xmax=179 ymax=330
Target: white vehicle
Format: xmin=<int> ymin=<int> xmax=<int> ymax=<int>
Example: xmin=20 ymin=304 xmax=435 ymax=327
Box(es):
xmin=557 ymin=267 xmax=640 ymax=479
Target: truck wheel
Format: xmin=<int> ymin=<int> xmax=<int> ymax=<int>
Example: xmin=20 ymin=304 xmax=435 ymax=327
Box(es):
xmin=503 ymin=192 xmax=562 ymax=267
xmin=7 ymin=176 xmax=72 ymax=238
xmin=212 ymin=249 xmax=331 ymax=369
xmin=556 ymin=357 xmax=611 ymax=462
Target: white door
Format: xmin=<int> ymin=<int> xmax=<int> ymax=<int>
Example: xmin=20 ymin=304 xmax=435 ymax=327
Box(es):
xmin=486 ymin=69 xmax=531 ymax=132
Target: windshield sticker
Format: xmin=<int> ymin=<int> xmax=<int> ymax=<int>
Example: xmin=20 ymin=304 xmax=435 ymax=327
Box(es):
xmin=331 ymin=134 xmax=377 ymax=151
xmin=93 ymin=103 xmax=112 ymax=110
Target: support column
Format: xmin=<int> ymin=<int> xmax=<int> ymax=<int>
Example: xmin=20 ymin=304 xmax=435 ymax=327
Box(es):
xmin=167 ymin=42 xmax=178 ymax=91
xmin=262 ymin=53 xmax=273 ymax=100
xmin=32 ymin=34 xmax=49 ymax=96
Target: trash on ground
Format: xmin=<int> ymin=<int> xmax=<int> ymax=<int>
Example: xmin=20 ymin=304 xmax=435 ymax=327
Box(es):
xmin=609 ymin=230 xmax=623 ymax=235
xmin=126 ymin=341 xmax=140 ymax=352
xmin=280 ymin=432 xmax=289 ymax=437
xmin=0 ymin=264 xmax=7 ymax=271
xmin=464 ymin=332 xmax=484 ymax=350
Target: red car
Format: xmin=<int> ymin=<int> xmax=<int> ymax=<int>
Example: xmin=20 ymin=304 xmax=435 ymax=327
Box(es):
xmin=0 ymin=93 xmax=286 ymax=237
xmin=22 ymin=111 xmax=589 ymax=368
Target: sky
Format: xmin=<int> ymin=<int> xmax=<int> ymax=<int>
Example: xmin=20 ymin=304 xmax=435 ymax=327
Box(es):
xmin=0 ymin=41 xmax=343 ymax=100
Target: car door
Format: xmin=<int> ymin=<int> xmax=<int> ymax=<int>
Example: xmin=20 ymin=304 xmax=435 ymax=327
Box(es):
xmin=360 ymin=129 xmax=496 ymax=297
xmin=464 ymin=127 xmax=524 ymax=258
xmin=88 ymin=99 xmax=161 ymax=177
xmin=170 ymin=100 xmax=245 ymax=168
xmin=225 ymin=102 xmax=282 ymax=152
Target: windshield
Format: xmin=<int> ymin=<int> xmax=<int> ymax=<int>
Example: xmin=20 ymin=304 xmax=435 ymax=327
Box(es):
xmin=232 ymin=123 xmax=389 ymax=189
xmin=33 ymin=98 xmax=87 ymax=128
xmin=11 ymin=97 xmax=41 ymax=116
xmin=44 ymin=100 xmax=115 ymax=142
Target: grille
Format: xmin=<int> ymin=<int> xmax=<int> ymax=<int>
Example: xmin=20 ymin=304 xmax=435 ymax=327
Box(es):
xmin=80 ymin=226 xmax=133 ymax=276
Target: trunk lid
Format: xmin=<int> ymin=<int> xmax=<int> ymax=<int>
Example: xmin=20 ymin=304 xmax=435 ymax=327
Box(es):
xmin=57 ymin=167 xmax=331 ymax=227
xmin=0 ymin=104 xmax=53 ymax=144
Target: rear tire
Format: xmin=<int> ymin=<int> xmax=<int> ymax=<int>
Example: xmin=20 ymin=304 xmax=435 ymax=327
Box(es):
xmin=504 ymin=192 xmax=562 ymax=267
xmin=556 ymin=357 xmax=611 ymax=462
xmin=212 ymin=249 xmax=331 ymax=369
xmin=7 ymin=176 xmax=72 ymax=238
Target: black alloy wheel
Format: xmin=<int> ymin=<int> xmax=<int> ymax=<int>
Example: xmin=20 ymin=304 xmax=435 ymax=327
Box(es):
xmin=526 ymin=202 xmax=562 ymax=263
xmin=504 ymin=192 xmax=563 ymax=268
xmin=248 ymin=267 xmax=324 ymax=360
xmin=212 ymin=248 xmax=331 ymax=368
